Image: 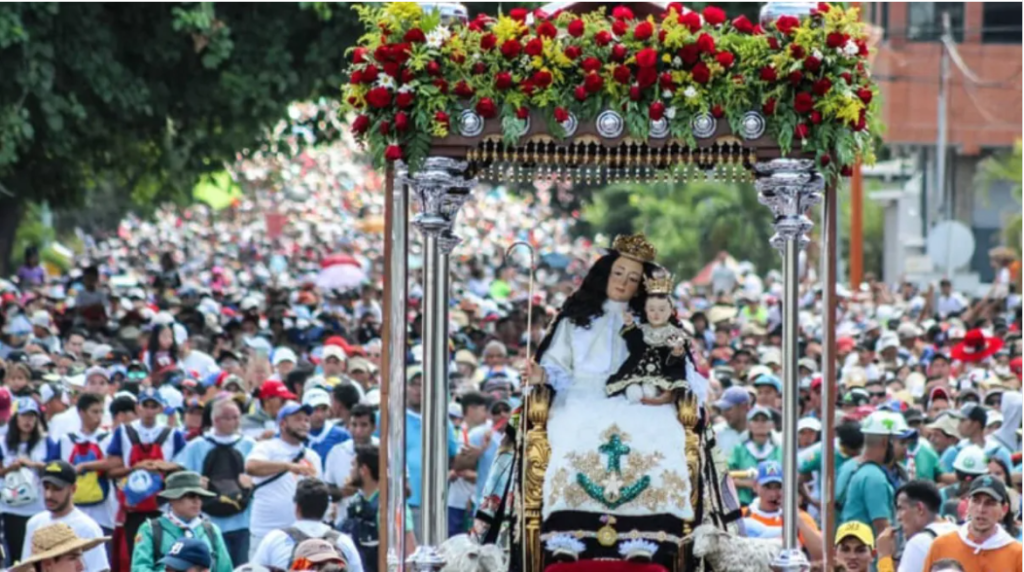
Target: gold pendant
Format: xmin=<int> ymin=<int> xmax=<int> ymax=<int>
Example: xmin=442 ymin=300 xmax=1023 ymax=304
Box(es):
xmin=596 ymin=516 xmax=618 ymax=547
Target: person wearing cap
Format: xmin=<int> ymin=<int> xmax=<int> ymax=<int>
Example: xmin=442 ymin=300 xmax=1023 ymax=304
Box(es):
xmin=161 ymin=537 xmax=213 ymax=572
xmin=176 ymin=397 xmax=257 ymax=567
xmin=11 ymin=522 xmax=110 ymax=572
xmin=241 ymin=379 xmax=296 ymax=440
xmin=132 ymin=471 xmax=232 ymax=572
xmin=320 ymin=345 xmax=348 ymax=381
xmin=752 ymin=373 xmax=781 ymax=410
xmin=325 ymin=404 xmax=380 ymax=530
xmin=712 ymin=386 xmax=751 ymax=459
xmin=883 ymin=480 xmax=958 ymax=572
xmin=30 ymin=310 xmax=63 ymax=355
xmin=303 ymin=388 xmax=351 ymax=466
xmin=923 ymin=475 xmax=1023 ymax=571
xmin=895 ymin=422 xmax=942 ymax=484
xmin=796 ymin=417 xmax=821 ymax=450
xmin=103 ymin=387 xmax=186 ymax=556
xmin=2 ymin=396 xmax=50 ymax=561
xmin=22 ymin=460 xmax=110 ymax=572
xmin=837 ymin=411 xmax=908 ymax=535
xmin=345 ymin=357 xmax=376 ymax=394
xmin=956 ymin=403 xmax=1015 ymax=475
xmin=834 ymin=521 xmax=876 ymax=572
xmin=741 ymin=461 xmax=822 ymax=561
xmin=728 ymin=406 xmax=781 ymax=506
xmin=271 ymin=347 xmax=297 ymax=381
xmin=245 ymin=401 xmax=323 ymax=556
xmin=289 ymin=538 xmax=346 ymax=571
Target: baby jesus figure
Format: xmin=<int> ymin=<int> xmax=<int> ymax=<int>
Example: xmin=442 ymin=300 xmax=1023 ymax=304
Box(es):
xmin=606 ymin=273 xmax=691 ymax=405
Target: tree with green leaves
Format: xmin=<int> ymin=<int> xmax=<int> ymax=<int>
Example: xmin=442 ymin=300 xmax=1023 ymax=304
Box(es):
xmin=977 ymin=140 xmax=1022 ymax=257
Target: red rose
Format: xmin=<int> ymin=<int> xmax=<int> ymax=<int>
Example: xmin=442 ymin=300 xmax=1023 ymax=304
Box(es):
xmin=378 ymin=119 xmax=390 ymax=135
xmin=637 ymin=67 xmax=657 ymax=89
xmin=649 ymin=101 xmax=666 ymax=120
xmin=636 ymin=47 xmax=658 ymax=68
xmin=760 ymin=66 xmax=777 ymax=82
xmin=659 ymin=72 xmax=674 ymax=90
xmin=396 ymin=91 xmax=414 ymax=108
xmin=525 ymin=37 xmax=544 ymax=57
xmin=451 ymin=52 xmax=466 ymax=65
xmin=351 ymin=114 xmax=370 ymax=135
xmin=629 ymin=85 xmax=641 ymax=101
xmin=404 ymin=28 xmax=426 ymax=43
xmin=696 ymin=33 xmax=716 ymax=54
xmin=767 ymin=37 xmax=780 ymax=50
xmin=519 ymin=79 xmax=535 ymax=96
xmin=691 ymin=61 xmax=711 ymax=84
xmin=385 ymin=145 xmax=403 ymax=161
xmin=666 ymin=2 xmax=683 ymax=14
xmin=817 ymin=2 xmax=831 ymax=13
xmin=732 ymin=15 xmax=755 ymax=34
xmin=595 ymin=30 xmax=612 ymax=46
xmin=841 ymin=165 xmax=854 ymax=177
xmin=400 ymin=67 xmax=414 ymax=82
xmin=809 ymin=110 xmax=822 ymax=124
xmin=426 ymin=60 xmax=441 ymax=76
xmin=481 ymin=33 xmax=497 ymax=51
xmin=827 ymin=32 xmax=848 ymax=49
xmin=582 ymin=57 xmax=602 ymax=73
xmin=476 ymin=97 xmax=498 ymax=119
xmin=584 ymin=72 xmax=604 ymax=93
xmin=856 ymin=39 xmax=869 ymax=57
xmin=435 ymin=111 xmax=450 ymax=127
xmin=634 ymin=21 xmax=654 ymax=41
xmin=532 ymin=70 xmax=553 ymax=88
xmin=495 ymin=72 xmax=513 ymax=90
xmin=794 ymin=92 xmax=815 ymax=114
xmin=394 ymin=111 xmax=409 ymax=132
xmin=455 ymin=80 xmax=474 ymax=98
xmin=501 ymin=39 xmax=522 ymax=59
xmin=612 ymin=6 xmax=635 ymax=20
xmin=659 ymin=29 xmax=667 ymax=43
xmin=613 ymin=65 xmax=632 ymax=84
xmin=352 ymin=47 xmax=368 ymax=64
xmin=790 ymin=44 xmax=805 ymax=59
xmin=374 ymin=45 xmax=390 ymax=63
xmin=350 ymin=68 xmax=365 ymax=84
xmin=775 ymin=15 xmax=800 ymax=36
xmin=819 ymin=153 xmax=831 ymax=166
xmin=365 ymin=65 xmax=382 ymax=84
xmin=804 ymin=56 xmax=822 ymax=73
xmin=568 ymin=19 xmax=585 ymax=38
xmin=763 ymin=98 xmax=776 ymax=115
xmin=509 ymin=8 xmax=528 ymax=22
xmin=537 ymin=21 xmax=557 ymax=39
xmin=612 ymin=44 xmax=629 ymax=62
xmin=433 ymin=77 xmax=448 ymax=94
xmin=679 ymin=43 xmax=699 ymax=65
xmin=564 ymin=45 xmax=582 ymax=60
xmin=711 ymin=104 xmax=724 ymax=118
xmin=812 ymin=78 xmax=832 ymax=96
xmin=857 ymin=88 xmax=873 ymax=104
xmin=554 ymin=107 xmax=570 ymax=123
xmin=716 ymin=51 xmax=735 ymax=68
xmin=366 ymin=86 xmax=391 ymax=109
xmin=390 ymin=43 xmax=412 ymax=64
xmin=788 ymin=70 xmax=803 ymax=85
xmin=703 ymin=6 xmax=726 ymax=26
xmin=794 ymin=123 xmax=810 ymax=140
xmin=516 ymin=106 xmax=530 ymax=119
xmin=853 ymin=116 xmax=866 ymax=131
xmin=680 ymin=11 xmax=702 ymax=32
xmin=573 ymin=85 xmax=587 ymax=101
xmin=612 ymin=19 xmax=628 ymax=37
xmin=472 ymin=62 xmax=487 ymax=75
xmin=841 ymin=72 xmax=853 ymax=84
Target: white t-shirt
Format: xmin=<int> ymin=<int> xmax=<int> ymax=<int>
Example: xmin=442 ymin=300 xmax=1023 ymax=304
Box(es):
xmin=248 ymin=438 xmax=322 ymax=538
xmin=448 ymin=426 xmax=475 ymax=511
xmin=23 ymin=508 xmax=109 ymax=572
xmin=180 ymin=350 xmax=218 ymax=377
xmin=48 ymin=399 xmax=114 ymax=440
xmin=324 ymin=437 xmax=379 ymax=529
xmin=52 ymin=430 xmax=116 ymax=530
xmin=898 ymin=521 xmax=958 ymax=572
xmin=0 ymin=439 xmax=48 ymax=516
xmin=252 ymin=519 xmax=362 ymax=572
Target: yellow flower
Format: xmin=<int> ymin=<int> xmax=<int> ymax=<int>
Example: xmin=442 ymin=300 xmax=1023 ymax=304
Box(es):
xmin=383 ymin=3 xmax=422 ymax=23
xmin=494 ymin=16 xmax=526 ymax=43
xmin=662 ymin=53 xmax=672 ymax=64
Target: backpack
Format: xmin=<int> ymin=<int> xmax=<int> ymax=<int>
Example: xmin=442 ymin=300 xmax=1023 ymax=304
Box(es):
xmin=284 ymin=527 xmax=342 ymax=564
xmin=150 ymin=517 xmax=219 ymax=571
xmin=67 ymin=433 xmax=110 ymax=506
xmin=200 ymin=437 xmax=252 ymax=517
xmin=2 ymin=466 xmax=38 ymax=507
xmin=124 ymin=425 xmax=173 ymax=513
xmin=339 ymin=493 xmax=380 ymax=572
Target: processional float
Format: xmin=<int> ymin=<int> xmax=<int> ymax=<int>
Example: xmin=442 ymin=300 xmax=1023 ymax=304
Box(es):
xmin=342 ymin=1 xmax=880 ymax=570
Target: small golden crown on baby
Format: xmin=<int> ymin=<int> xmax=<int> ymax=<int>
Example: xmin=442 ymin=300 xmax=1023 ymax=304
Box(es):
xmin=611 ymin=233 xmax=656 ymax=263
xmin=644 ymin=271 xmax=674 ymax=295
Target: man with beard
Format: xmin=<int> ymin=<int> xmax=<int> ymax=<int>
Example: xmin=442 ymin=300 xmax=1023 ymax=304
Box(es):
xmin=23 ymin=461 xmax=110 ymax=572
xmin=245 ymin=402 xmax=322 ymax=558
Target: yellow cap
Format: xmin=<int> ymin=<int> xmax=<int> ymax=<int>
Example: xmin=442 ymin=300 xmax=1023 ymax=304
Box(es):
xmin=835 ymin=522 xmax=875 ymax=549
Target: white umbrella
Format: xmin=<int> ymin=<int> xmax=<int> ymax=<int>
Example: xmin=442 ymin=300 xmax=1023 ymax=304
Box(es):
xmin=316 ymin=264 xmax=366 ymax=292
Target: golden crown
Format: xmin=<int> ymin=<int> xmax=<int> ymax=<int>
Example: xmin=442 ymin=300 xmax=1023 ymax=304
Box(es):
xmin=611 ymin=233 xmax=656 ymax=263
xmin=644 ymin=271 xmax=674 ymax=295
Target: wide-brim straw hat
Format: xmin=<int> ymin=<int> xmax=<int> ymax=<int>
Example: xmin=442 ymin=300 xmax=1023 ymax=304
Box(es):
xmin=12 ymin=523 xmax=110 ymax=571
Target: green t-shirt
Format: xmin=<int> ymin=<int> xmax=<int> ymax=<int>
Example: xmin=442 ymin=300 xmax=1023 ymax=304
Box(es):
xmin=489 ymin=280 xmax=512 ymax=301
xmin=798 ymin=440 xmax=854 ymax=476
xmin=728 ymin=439 xmax=782 ymax=506
xmin=906 ymin=440 xmax=941 ymax=482
xmin=838 ymin=461 xmax=894 ymax=528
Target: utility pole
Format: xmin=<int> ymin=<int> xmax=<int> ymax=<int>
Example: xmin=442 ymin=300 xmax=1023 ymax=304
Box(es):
xmin=937 ymin=12 xmax=952 ymax=277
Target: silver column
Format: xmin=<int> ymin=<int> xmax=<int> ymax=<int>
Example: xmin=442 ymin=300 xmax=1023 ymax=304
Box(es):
xmin=756 ymin=159 xmax=823 ymax=572
xmin=404 ymin=158 xmax=474 ymax=572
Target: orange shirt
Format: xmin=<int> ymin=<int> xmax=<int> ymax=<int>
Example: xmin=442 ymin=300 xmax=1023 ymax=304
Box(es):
xmin=922 ymin=529 xmax=1023 ymax=572
xmin=741 ymin=506 xmax=819 ymax=546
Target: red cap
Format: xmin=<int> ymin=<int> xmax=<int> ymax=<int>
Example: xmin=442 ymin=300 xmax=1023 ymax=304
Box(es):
xmin=810 ymin=375 xmax=823 ymax=391
xmin=259 ymin=379 xmax=297 ymax=401
xmin=837 ymin=337 xmax=856 ymax=353
xmin=929 ymin=386 xmax=950 ymax=403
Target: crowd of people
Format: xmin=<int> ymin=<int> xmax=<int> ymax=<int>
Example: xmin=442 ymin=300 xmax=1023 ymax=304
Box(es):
xmin=0 ymin=104 xmax=1021 ymax=572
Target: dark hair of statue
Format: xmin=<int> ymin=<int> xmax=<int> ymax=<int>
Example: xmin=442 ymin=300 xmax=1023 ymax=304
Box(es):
xmin=535 ymin=252 xmax=658 ymax=363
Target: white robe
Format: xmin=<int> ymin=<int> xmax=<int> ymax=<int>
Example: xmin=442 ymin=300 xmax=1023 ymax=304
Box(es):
xmin=539 ymin=300 xmax=694 ymax=527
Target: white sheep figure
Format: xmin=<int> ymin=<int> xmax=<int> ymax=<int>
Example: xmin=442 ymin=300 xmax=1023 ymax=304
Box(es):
xmin=689 ymin=524 xmax=782 ymax=572
xmin=438 ymin=534 xmax=506 ymax=572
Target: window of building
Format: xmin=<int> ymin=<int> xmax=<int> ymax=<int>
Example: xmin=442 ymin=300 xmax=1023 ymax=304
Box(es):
xmin=907 ymin=3 xmax=965 ymax=42
xmin=982 ymin=3 xmax=1022 ymax=44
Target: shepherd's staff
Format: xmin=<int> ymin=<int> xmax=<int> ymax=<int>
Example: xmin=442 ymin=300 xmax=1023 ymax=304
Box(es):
xmin=504 ymin=240 xmax=535 ymax=570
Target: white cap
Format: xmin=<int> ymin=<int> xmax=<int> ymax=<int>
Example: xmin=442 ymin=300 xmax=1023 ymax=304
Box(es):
xmin=322 ymin=345 xmax=347 ymax=362
xmin=875 ymin=331 xmax=900 ymax=353
xmin=30 ymin=310 xmax=52 ymax=331
xmin=761 ymin=349 xmax=782 ymax=367
xmin=158 ymin=385 xmax=183 ymax=410
xmin=986 ymin=410 xmax=1004 ymax=427
xmin=798 ymin=417 xmax=822 ymax=433
xmin=273 ymin=347 xmax=298 ymax=367
xmin=302 ymin=388 xmax=331 ymax=409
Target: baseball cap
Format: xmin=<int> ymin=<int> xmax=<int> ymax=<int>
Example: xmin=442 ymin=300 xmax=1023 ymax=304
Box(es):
xmin=322 ymin=345 xmax=347 ymax=362
xmin=753 ymin=374 xmax=783 ymax=394
xmin=969 ymin=475 xmax=1009 ymax=504
xmin=835 ymin=521 xmax=875 ymax=549
xmin=160 ymin=537 xmax=213 ymax=571
xmin=83 ymin=366 xmax=110 ymax=382
xmin=757 ymin=460 xmax=783 ymax=486
xmin=960 ymin=403 xmax=988 ymax=426
xmin=448 ymin=402 xmax=464 ymax=418
xmin=797 ymin=417 xmax=822 ymax=433
xmin=259 ymin=379 xmax=298 ymax=401
xmin=14 ymin=397 xmax=40 ymax=416
xmin=41 ymin=460 xmax=77 ymax=488
xmin=302 ymin=388 xmax=332 ymax=409
xmin=714 ymin=386 xmax=751 ymax=411
xmin=797 ymin=358 xmax=818 ymax=373
xmin=925 ymin=414 xmax=962 ymax=440
xmin=272 ymin=347 xmax=297 ymax=367
xmin=276 ymin=401 xmax=313 ymax=423
xmin=138 ymin=387 xmax=167 ymax=408
xmin=747 ymin=405 xmax=773 ymax=421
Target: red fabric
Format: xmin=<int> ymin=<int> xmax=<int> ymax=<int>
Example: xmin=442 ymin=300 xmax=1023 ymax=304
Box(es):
xmin=546 ymin=562 xmax=668 ymax=572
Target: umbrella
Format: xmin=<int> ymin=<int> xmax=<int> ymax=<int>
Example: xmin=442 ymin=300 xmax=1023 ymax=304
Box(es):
xmin=321 ymin=253 xmax=360 ymax=269
xmin=316 ymin=264 xmax=366 ymax=292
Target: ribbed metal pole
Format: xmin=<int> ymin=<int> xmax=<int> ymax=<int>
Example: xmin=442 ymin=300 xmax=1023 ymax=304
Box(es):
xmin=782 ymin=238 xmax=801 ymax=553
xmin=820 ymin=184 xmax=838 ymax=568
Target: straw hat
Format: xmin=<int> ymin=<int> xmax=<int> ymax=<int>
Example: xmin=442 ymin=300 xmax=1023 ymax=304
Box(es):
xmin=12 ymin=523 xmax=110 ymax=571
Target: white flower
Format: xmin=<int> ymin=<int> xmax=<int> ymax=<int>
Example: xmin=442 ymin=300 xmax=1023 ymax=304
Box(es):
xmin=397 ymin=84 xmax=415 ymax=94
xmin=376 ymin=74 xmax=396 ymax=90
xmin=812 ymin=48 xmax=824 ymax=60
xmin=425 ymin=26 xmax=450 ymax=49
xmin=673 ymin=56 xmax=683 ymax=67
xmin=665 ymin=106 xmax=678 ymax=119
xmin=662 ymin=89 xmax=674 ymax=99
xmin=683 ymin=86 xmax=698 ymax=99
xmin=843 ymin=40 xmax=859 ymax=57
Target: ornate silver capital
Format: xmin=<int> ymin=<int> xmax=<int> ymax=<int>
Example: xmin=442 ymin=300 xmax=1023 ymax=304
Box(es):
xmin=438 ymin=231 xmax=462 ymax=255
xmin=400 ymin=157 xmax=476 ymax=240
xmin=771 ymin=547 xmax=812 ymax=572
xmin=755 ymin=159 xmax=824 ymax=251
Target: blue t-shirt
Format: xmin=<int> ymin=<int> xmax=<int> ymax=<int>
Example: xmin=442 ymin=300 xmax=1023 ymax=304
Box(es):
xmin=306 ymin=422 xmax=350 ymax=468
xmin=839 ymin=461 xmax=894 ymax=528
xmin=406 ymin=409 xmax=458 ymax=508
xmin=468 ymin=424 xmax=502 ymax=507
xmin=174 ymin=434 xmax=257 ymax=533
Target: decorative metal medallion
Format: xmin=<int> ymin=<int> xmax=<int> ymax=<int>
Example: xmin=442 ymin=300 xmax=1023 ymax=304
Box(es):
xmin=649 ymin=117 xmax=669 ymax=139
xmin=458 ymin=109 xmax=484 ymax=137
xmin=559 ymin=112 xmax=579 ymax=138
xmin=596 ymin=110 xmax=625 ymax=139
xmin=691 ymin=113 xmax=717 ymax=139
xmin=740 ymin=111 xmax=767 ymax=140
